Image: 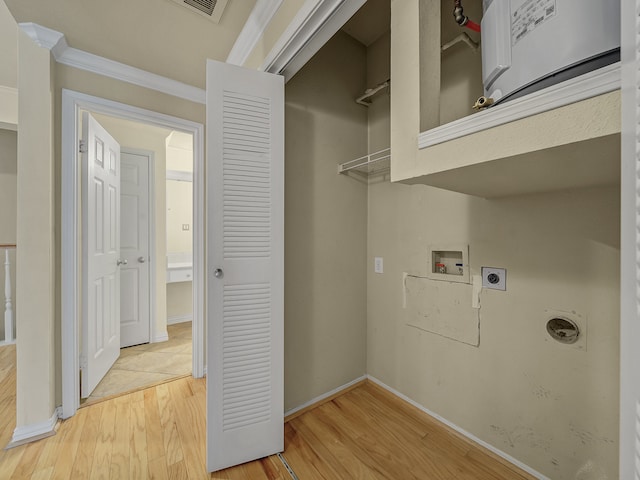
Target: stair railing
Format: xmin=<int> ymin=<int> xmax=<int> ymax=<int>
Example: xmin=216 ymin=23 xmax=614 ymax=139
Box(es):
xmin=1 ymin=244 xmax=15 ymax=344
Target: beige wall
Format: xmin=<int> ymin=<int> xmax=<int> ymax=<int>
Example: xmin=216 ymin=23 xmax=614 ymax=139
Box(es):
xmin=439 ymin=0 xmax=482 ymax=125
xmin=0 ymin=129 xmax=17 ymax=341
xmin=0 ymin=129 xmax=17 ymax=243
xmin=166 ymin=177 xmax=193 ymax=322
xmin=166 ymin=133 xmax=194 ymax=172
xmin=283 ymin=30 xmax=368 ymax=411
xmin=166 ymin=179 xmax=193 ymax=255
xmin=367 ymin=183 xmax=620 ymax=479
xmin=374 ymin=1 xmax=621 ymax=478
xmin=0 ymin=0 xmax=17 ymax=130
xmin=0 ymin=0 xmax=17 ymax=89
xmin=167 ymin=282 xmax=192 ymax=321
xmin=367 ymin=32 xmax=390 ymax=154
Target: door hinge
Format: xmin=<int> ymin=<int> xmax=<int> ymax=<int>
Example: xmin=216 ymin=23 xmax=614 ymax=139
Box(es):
xmin=79 ymin=140 xmax=87 ymax=154
xmin=79 ymin=355 xmax=87 ymax=370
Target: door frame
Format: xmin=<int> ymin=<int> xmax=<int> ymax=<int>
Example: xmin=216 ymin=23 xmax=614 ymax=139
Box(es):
xmin=61 ymin=89 xmax=205 ymax=418
xmin=619 ymin=0 xmax=638 ymax=475
xmin=120 ymin=147 xmax=156 ymax=346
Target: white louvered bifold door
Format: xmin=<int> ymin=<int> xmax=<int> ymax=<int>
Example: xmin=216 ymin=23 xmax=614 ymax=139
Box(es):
xmin=205 ymin=60 xmax=284 ymax=472
xmin=620 ymin=0 xmax=640 ymax=477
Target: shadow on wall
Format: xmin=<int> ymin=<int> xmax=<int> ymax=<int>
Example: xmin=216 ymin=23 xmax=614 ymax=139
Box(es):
xmin=283 ymin=30 xmax=369 ymax=413
xmin=284 ymin=102 xmax=317 ymax=411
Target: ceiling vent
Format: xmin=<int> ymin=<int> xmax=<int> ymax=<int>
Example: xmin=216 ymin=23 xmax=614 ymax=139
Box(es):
xmin=169 ymin=0 xmax=230 ymax=23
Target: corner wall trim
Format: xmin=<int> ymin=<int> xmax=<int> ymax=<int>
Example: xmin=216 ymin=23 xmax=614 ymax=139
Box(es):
xmin=153 ymin=332 xmax=169 ymax=343
xmin=18 ymin=23 xmax=206 ymax=105
xmin=167 ymin=314 xmax=193 ymax=325
xmin=366 ymin=376 xmax=550 ymax=480
xmin=284 ymin=375 xmax=367 ymax=422
xmin=7 ymin=407 xmax=61 ymax=449
xmin=417 ymin=63 xmax=621 ymax=150
xmin=261 ymin=0 xmax=366 ymax=82
xmin=226 ymin=0 xmax=284 ymax=66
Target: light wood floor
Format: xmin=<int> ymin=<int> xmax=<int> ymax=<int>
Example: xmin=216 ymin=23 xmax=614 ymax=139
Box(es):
xmin=85 ymin=322 xmax=193 ymax=404
xmin=0 ymin=344 xmax=16 ymax=451
xmin=0 ymin=343 xmax=535 ymax=479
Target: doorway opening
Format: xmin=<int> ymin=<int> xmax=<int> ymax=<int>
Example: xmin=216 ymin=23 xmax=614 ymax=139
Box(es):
xmin=81 ymin=113 xmax=197 ymax=405
xmin=61 ymin=90 xmax=205 ymax=418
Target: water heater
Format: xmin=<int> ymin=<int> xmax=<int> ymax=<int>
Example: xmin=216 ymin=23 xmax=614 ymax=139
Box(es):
xmin=481 ymin=0 xmax=620 ymax=104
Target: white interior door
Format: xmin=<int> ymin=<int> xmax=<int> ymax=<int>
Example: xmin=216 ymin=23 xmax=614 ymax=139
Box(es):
xmin=206 ymin=60 xmax=284 ymax=472
xmin=81 ymin=112 xmax=122 ymax=398
xmin=120 ymin=150 xmax=151 ymax=347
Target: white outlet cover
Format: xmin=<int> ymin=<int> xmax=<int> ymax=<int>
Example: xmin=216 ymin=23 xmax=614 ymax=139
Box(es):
xmin=482 ymin=267 xmax=506 ymax=290
xmin=374 ymin=257 xmax=384 ymax=274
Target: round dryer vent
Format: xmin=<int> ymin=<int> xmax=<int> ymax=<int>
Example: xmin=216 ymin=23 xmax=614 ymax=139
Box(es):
xmin=546 ymin=317 xmax=580 ymax=344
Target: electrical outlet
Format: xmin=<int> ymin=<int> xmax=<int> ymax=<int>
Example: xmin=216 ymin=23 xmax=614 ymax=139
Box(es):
xmin=182 ymin=224 xmax=190 ymax=231
xmin=374 ymin=257 xmax=384 ymax=274
xmin=482 ymin=267 xmax=506 ymax=291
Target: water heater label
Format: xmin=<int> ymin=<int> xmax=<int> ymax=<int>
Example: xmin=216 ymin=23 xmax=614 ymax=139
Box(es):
xmin=510 ymin=0 xmax=556 ymax=46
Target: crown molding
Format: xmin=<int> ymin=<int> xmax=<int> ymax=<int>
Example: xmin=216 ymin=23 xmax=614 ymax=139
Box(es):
xmin=227 ymin=0 xmax=284 ymax=66
xmin=261 ymin=0 xmax=366 ymax=82
xmin=18 ymin=23 xmax=206 ymax=105
xmin=18 ymin=22 xmax=65 ymax=52
xmin=55 ymin=47 xmax=206 ymax=104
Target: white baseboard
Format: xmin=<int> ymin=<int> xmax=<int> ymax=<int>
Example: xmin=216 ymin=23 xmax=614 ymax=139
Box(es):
xmin=152 ymin=331 xmax=169 ymax=343
xmin=284 ymin=375 xmax=367 ymax=418
xmin=7 ymin=406 xmax=61 ymax=449
xmin=167 ymin=314 xmax=193 ymax=326
xmin=366 ymin=376 xmax=550 ymax=480
xmin=0 ymin=339 xmax=16 ymax=347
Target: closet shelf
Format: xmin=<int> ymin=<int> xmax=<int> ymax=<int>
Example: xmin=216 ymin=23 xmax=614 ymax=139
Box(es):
xmin=338 ymin=148 xmax=390 ymax=176
xmin=356 ymin=80 xmax=390 ymax=106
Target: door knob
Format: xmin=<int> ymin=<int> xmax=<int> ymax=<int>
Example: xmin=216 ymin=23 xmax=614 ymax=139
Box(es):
xmin=138 ymin=256 xmax=146 ymax=263
xmin=214 ymin=268 xmax=224 ymax=279
xmin=117 ymin=258 xmax=128 ymax=266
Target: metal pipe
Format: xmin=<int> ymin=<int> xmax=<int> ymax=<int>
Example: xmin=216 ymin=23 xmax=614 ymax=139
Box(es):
xmin=453 ymin=0 xmax=466 ymax=26
xmin=453 ymin=0 xmax=481 ymax=32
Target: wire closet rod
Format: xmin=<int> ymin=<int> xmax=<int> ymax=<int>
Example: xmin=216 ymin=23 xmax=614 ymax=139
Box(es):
xmin=338 ymin=147 xmax=391 ymax=175
xmin=356 ymin=80 xmax=390 ymax=106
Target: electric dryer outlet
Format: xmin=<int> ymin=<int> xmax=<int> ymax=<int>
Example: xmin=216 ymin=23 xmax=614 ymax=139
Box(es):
xmin=481 ymin=267 xmax=506 ymax=291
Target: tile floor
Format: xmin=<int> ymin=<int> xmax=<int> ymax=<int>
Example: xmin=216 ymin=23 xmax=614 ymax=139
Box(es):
xmin=84 ymin=321 xmax=192 ymax=405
